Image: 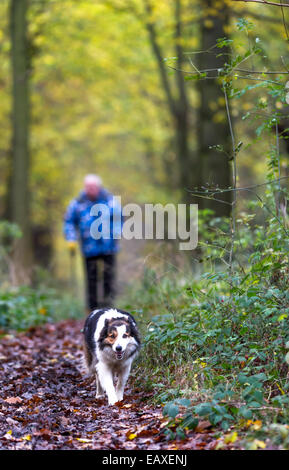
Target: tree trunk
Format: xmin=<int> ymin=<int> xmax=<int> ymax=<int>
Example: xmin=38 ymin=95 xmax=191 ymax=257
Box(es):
xmin=174 ymin=0 xmax=198 ymax=205
xmin=197 ymin=1 xmax=232 ymax=217
xmin=144 ymin=0 xmax=199 ymax=205
xmin=9 ymin=0 xmax=32 ymax=283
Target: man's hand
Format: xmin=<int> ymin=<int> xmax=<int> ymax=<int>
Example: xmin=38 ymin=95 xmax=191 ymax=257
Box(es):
xmin=67 ymin=241 xmax=77 ymax=255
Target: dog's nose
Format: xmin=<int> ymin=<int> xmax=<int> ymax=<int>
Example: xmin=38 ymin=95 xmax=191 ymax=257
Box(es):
xmin=115 ymin=345 xmax=122 ymax=352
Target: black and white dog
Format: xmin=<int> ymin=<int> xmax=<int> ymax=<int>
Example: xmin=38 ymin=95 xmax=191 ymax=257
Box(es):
xmin=83 ymin=308 xmax=141 ymax=405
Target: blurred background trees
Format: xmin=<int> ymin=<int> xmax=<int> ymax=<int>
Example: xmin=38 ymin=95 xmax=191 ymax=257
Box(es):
xmin=9 ymin=0 xmax=32 ymax=283
xmin=0 ymin=0 xmax=288 ymax=290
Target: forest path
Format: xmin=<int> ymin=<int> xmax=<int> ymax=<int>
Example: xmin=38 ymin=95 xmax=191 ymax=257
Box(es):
xmin=0 ymin=319 xmax=218 ymax=450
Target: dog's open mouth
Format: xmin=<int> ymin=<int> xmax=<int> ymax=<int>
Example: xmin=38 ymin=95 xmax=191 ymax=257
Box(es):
xmin=115 ymin=351 xmax=124 ymax=360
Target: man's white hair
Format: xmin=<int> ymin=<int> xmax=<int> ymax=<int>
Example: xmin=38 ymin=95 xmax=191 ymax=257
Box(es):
xmin=84 ymin=174 xmax=102 ymax=186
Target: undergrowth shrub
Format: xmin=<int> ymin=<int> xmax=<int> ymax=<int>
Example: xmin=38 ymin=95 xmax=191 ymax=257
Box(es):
xmin=0 ymin=287 xmax=83 ymax=332
xmin=124 ymin=203 xmax=289 ymax=437
xmin=124 ymin=17 xmax=289 ymax=443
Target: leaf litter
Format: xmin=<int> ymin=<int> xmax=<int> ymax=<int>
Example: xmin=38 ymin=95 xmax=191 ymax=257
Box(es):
xmin=0 ymin=319 xmax=223 ymax=450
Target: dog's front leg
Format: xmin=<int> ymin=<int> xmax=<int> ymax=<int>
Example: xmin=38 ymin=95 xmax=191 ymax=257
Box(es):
xmin=95 ymin=373 xmax=104 ymax=398
xmin=116 ymin=363 xmax=132 ymax=402
xmin=96 ymin=363 xmax=118 ymax=405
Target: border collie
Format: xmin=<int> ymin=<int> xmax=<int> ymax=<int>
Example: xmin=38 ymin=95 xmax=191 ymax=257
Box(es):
xmin=83 ymin=308 xmax=141 ymax=405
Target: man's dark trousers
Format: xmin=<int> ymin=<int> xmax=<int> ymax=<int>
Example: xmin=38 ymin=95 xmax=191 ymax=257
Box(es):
xmin=84 ymin=254 xmax=116 ymax=311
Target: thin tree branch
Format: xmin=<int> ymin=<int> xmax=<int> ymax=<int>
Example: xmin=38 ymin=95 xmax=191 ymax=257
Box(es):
xmin=167 ymin=65 xmax=289 ymax=75
xmin=232 ymin=0 xmax=289 ymax=8
xmin=188 ymin=175 xmax=289 ymax=195
xmin=223 ymin=85 xmax=237 ymax=275
xmin=232 ymin=8 xmax=283 ymax=22
xmin=142 ymin=0 xmax=177 ymax=117
xmin=279 ymin=0 xmax=289 ymax=41
xmin=174 ymin=0 xmax=188 ymax=110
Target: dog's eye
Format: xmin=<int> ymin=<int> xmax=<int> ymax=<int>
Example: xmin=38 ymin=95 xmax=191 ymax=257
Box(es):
xmin=123 ymin=334 xmax=128 ymax=338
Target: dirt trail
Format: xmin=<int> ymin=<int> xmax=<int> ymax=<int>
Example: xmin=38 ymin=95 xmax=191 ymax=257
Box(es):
xmin=0 ymin=320 xmax=217 ymax=450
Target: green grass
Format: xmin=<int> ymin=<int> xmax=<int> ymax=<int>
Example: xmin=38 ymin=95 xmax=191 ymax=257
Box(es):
xmin=0 ymin=286 xmax=84 ymax=332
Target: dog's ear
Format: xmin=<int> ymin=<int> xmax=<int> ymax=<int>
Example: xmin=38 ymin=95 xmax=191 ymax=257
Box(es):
xmin=127 ymin=317 xmax=141 ymax=345
xmin=98 ymin=318 xmax=110 ymax=344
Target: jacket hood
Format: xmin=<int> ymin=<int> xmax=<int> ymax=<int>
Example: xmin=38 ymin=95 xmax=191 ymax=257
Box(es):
xmin=77 ymin=188 xmax=110 ymax=203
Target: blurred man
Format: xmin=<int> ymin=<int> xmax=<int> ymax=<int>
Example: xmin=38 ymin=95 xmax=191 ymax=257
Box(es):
xmin=63 ymin=174 xmax=122 ymax=312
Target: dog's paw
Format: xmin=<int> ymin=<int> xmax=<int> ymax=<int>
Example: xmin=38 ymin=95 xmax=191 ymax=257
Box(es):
xmin=107 ymin=396 xmax=119 ymax=406
xmin=108 ymin=400 xmax=117 ymax=406
xmin=95 ymin=393 xmax=104 ymax=399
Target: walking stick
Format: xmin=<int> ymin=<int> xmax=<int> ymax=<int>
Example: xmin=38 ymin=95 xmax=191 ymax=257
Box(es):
xmin=68 ymin=242 xmax=77 ymax=292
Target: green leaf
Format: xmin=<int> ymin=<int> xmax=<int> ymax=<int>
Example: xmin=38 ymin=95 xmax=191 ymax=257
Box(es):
xmin=181 ymin=414 xmax=199 ymax=430
xmin=177 ymin=398 xmax=191 ymax=407
xmin=194 ymin=403 xmax=212 ymax=416
xmin=239 ymin=406 xmax=253 ymax=419
xmin=163 ymin=403 xmax=179 ymax=419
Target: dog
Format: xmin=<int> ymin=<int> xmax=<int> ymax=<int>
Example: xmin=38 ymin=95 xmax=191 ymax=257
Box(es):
xmin=83 ymin=308 xmax=141 ymax=405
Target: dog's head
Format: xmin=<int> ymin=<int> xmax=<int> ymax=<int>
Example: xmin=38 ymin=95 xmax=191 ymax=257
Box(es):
xmin=99 ymin=317 xmax=140 ymax=360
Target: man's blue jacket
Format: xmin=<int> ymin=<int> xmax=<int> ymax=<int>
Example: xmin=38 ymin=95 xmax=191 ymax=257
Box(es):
xmin=63 ymin=188 xmax=122 ymax=258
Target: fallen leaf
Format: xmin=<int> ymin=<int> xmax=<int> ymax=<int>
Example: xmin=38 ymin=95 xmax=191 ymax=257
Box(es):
xmin=76 ymin=438 xmax=92 ymax=443
xmin=248 ymin=439 xmax=266 ymax=450
xmin=252 ymin=420 xmax=262 ymax=431
xmin=195 ymin=420 xmax=212 ymax=432
xmin=34 ymin=428 xmax=53 ymax=441
xmin=254 ymin=439 xmax=266 ymax=449
xmin=4 ymin=396 xmax=23 ymax=404
xmin=0 ymin=319 xmax=221 ymax=451
xmin=224 ymin=431 xmax=238 ymax=444
xmin=160 ymin=419 xmax=169 ymax=429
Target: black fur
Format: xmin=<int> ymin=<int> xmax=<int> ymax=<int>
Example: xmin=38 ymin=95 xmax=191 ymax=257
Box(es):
xmin=127 ymin=317 xmax=141 ymax=346
xmin=83 ymin=309 xmax=102 ymax=354
xmin=98 ymin=318 xmax=114 ymax=351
